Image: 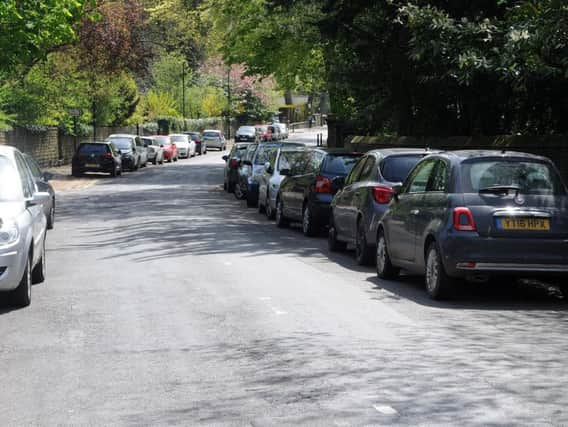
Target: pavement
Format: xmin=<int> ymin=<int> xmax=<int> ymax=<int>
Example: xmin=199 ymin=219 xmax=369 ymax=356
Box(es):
xmin=1 ymin=134 xmax=567 ymax=425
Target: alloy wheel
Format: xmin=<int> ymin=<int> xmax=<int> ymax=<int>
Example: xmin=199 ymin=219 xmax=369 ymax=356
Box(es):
xmin=377 ymin=237 xmax=387 ymax=275
xmin=426 ymin=249 xmax=440 ymax=294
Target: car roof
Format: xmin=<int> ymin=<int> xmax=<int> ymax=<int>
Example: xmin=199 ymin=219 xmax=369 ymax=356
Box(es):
xmin=108 ymin=134 xmax=136 ymax=138
xmin=203 ymin=129 xmax=221 ymax=133
xmin=367 ymin=147 xmax=437 ymax=157
xmin=443 ymin=150 xmax=553 ymax=163
xmin=83 ymin=141 xmax=112 ymax=145
xmin=0 ymin=145 xmax=20 ymax=159
xmin=168 ymin=134 xmax=188 ymax=137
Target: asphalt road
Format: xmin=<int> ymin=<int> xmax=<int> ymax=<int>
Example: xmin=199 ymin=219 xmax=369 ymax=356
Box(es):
xmin=1 ymin=142 xmax=567 ymax=426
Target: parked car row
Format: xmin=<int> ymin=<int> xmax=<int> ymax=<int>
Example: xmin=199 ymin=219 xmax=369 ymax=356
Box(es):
xmin=224 ymin=145 xmax=568 ymax=300
xmin=72 ymin=131 xmax=218 ymax=177
xmin=234 ymin=123 xmax=289 ymax=143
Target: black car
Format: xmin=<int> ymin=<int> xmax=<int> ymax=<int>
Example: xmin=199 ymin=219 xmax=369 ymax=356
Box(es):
xmin=184 ymin=131 xmax=206 ymax=155
xmin=235 ymin=126 xmax=259 ymax=143
xmin=329 ymin=148 xmax=435 ymax=265
xmin=23 ymin=153 xmax=56 ymax=230
xmin=377 ymin=150 xmax=568 ymax=300
xmin=72 ymin=141 xmax=122 ymax=177
xmin=276 ymin=148 xmax=363 ymax=236
xmin=223 ymin=143 xmax=252 ymax=193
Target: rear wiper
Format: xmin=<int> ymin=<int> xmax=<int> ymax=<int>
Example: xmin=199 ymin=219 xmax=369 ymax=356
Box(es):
xmin=479 ymin=185 xmax=521 ymax=195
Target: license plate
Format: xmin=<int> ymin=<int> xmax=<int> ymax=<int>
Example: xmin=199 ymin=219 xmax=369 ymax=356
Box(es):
xmin=85 ymin=163 xmax=98 ymax=168
xmin=497 ymin=217 xmax=550 ymax=231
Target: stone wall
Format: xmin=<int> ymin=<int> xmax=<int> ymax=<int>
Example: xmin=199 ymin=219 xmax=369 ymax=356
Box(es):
xmin=0 ymin=127 xmax=60 ymax=166
xmin=345 ymin=135 xmax=568 ymax=181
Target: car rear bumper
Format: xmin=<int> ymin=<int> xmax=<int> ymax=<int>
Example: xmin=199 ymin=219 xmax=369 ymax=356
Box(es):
xmin=74 ymin=162 xmax=115 ymax=173
xmin=441 ymin=233 xmax=568 ymax=277
xmin=178 ymin=148 xmax=188 ymax=156
xmin=0 ymin=240 xmax=27 ymax=292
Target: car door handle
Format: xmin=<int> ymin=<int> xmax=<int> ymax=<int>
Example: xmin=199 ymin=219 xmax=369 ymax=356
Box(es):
xmin=410 ymin=209 xmax=420 ymax=215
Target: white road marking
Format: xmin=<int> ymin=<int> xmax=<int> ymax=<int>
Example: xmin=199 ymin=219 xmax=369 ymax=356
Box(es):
xmin=373 ymin=405 xmax=398 ymax=415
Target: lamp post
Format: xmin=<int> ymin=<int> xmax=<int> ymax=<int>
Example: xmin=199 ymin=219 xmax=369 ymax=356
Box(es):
xmin=182 ymin=62 xmax=186 ymax=130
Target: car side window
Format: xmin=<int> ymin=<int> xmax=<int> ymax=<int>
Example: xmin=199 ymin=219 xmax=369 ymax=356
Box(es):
xmin=357 ymin=156 xmax=376 ymax=182
xmin=26 ymin=157 xmax=42 ymax=178
xmin=15 ymin=153 xmax=35 ymax=198
xmin=268 ymin=151 xmax=277 ymax=169
xmin=345 ymin=156 xmax=367 ymax=185
xmin=405 ymin=160 xmax=437 ymax=194
xmin=427 ymin=160 xmax=449 ymax=192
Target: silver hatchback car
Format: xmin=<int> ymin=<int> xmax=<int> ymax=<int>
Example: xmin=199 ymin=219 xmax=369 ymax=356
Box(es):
xmin=0 ymin=146 xmax=50 ymax=307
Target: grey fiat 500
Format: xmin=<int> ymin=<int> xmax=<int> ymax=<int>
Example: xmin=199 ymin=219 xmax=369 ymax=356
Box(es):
xmin=377 ymin=150 xmax=568 ymax=300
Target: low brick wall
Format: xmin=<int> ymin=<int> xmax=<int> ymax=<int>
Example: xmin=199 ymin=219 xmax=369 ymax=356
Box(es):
xmin=346 ymin=135 xmax=568 ymax=181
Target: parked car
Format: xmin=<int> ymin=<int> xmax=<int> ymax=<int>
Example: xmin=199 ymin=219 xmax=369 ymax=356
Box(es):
xmin=234 ymin=143 xmax=259 ymax=200
xmin=170 ymin=134 xmax=196 ymax=158
xmin=153 ymin=135 xmax=178 ymax=162
xmin=235 ymin=126 xmax=259 ymax=143
xmin=23 ymin=154 xmax=56 ymax=230
xmin=141 ymin=136 xmax=164 ymax=165
xmin=257 ymin=147 xmax=293 ymax=219
xmin=184 ymin=132 xmax=206 ymax=155
xmin=107 ymin=134 xmax=146 ymax=171
xmin=275 ymin=149 xmax=363 ymax=236
xmin=376 ymin=150 xmax=568 ymax=300
xmin=238 ymin=142 xmax=305 ymax=207
xmin=272 ymin=123 xmax=288 ymax=139
xmin=202 ymin=130 xmax=226 ymax=151
xmin=329 ymin=148 xmax=434 ymax=265
xmin=255 ymin=125 xmax=272 ymax=142
xmin=268 ymin=125 xmax=281 ymax=141
xmin=223 ymin=143 xmax=251 ymax=193
xmin=0 ymin=146 xmax=50 ymax=307
xmin=72 ymin=141 xmax=122 ymax=177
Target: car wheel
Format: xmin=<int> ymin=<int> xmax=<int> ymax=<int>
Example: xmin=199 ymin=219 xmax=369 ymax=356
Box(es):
xmin=355 ymin=220 xmax=373 ymax=265
xmin=265 ymin=197 xmax=275 ymax=220
xmin=376 ymin=231 xmax=399 ymax=279
xmin=12 ymin=251 xmax=32 ymax=307
xmin=31 ymin=238 xmax=46 ymax=284
xmin=425 ymin=243 xmax=454 ymax=300
xmin=234 ymin=183 xmax=245 ymax=200
xmin=302 ymin=204 xmax=318 ymax=237
xmin=328 ymin=216 xmax=347 ymax=252
xmin=71 ymin=168 xmax=81 ymax=177
xmin=275 ymin=197 xmax=288 ymax=228
xmin=258 ymin=195 xmax=266 ymax=213
xmin=47 ymin=201 xmax=55 ymax=230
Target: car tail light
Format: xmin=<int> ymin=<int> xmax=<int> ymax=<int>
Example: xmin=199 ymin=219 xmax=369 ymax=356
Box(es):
xmin=453 ymin=207 xmax=476 ymax=231
xmin=372 ymin=185 xmax=394 ymax=204
xmin=229 ymin=159 xmax=239 ymax=168
xmin=315 ymin=176 xmax=332 ymax=193
xmin=102 ymin=152 xmax=113 ymax=158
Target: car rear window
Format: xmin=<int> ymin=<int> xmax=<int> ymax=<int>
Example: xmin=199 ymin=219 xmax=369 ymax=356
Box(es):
xmin=155 ymin=136 xmax=170 ymax=145
xmin=106 ymin=138 xmax=132 ymax=150
xmin=238 ymin=126 xmax=256 ymax=134
xmin=462 ymin=159 xmax=566 ymax=195
xmin=78 ymin=144 xmax=109 ymax=155
xmin=203 ymin=132 xmax=220 ymax=138
xmin=322 ymin=154 xmax=361 ymax=175
xmin=254 ymin=146 xmax=277 ymax=165
xmin=170 ymin=135 xmax=188 ymax=143
xmin=381 ymin=155 xmax=424 ymax=183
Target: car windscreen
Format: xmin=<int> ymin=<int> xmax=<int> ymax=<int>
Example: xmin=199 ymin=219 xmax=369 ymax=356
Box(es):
xmin=107 ymin=138 xmax=132 ymax=150
xmin=254 ymin=146 xmax=278 ymax=165
xmin=170 ymin=135 xmax=188 ymax=143
xmin=203 ymin=132 xmax=220 ymax=138
xmin=154 ymin=137 xmax=170 ymax=145
xmin=381 ymin=154 xmax=424 ymax=183
xmin=461 ymin=159 xmax=566 ymax=195
xmin=322 ymin=154 xmax=362 ymax=175
xmin=238 ymin=126 xmax=255 ymax=134
xmin=78 ymin=144 xmax=110 ymax=155
xmin=0 ymin=156 xmax=23 ymax=201
xmin=188 ymin=134 xmax=200 ymax=141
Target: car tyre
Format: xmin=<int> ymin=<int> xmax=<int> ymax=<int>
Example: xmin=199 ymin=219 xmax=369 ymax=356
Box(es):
xmin=31 ymin=238 xmax=46 ymax=285
xmin=234 ymin=183 xmax=245 ymax=200
xmin=376 ymin=231 xmax=399 ymax=279
xmin=265 ymin=197 xmax=275 ymax=220
xmin=355 ymin=220 xmax=373 ymax=265
xmin=47 ymin=201 xmax=55 ymax=230
xmin=12 ymin=252 xmax=32 ymax=307
xmin=302 ymin=204 xmax=318 ymax=237
xmin=425 ymin=243 xmax=454 ymax=300
xmin=258 ymin=195 xmax=266 ymax=213
xmin=328 ymin=216 xmax=347 ymax=252
xmin=275 ymin=197 xmax=288 ymax=228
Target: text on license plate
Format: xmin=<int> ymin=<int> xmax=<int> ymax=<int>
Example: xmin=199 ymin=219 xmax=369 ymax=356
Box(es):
xmin=85 ymin=163 xmax=98 ymax=168
xmin=497 ymin=217 xmax=550 ymax=231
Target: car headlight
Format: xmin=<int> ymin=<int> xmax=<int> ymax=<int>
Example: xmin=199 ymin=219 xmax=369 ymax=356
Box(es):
xmin=0 ymin=218 xmax=19 ymax=247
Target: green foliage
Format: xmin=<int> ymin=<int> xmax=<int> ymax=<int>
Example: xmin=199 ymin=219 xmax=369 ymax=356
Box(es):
xmin=136 ymin=90 xmax=180 ymax=122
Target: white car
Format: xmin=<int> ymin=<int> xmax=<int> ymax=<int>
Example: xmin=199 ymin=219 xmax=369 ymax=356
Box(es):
xmin=272 ymin=123 xmax=288 ymax=139
xmin=169 ymin=134 xmax=195 ymax=159
xmin=0 ymin=146 xmax=50 ymax=307
xmin=202 ymin=130 xmax=226 ymax=151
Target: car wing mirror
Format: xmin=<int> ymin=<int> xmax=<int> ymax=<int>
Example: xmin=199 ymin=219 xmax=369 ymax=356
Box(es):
xmin=118 ymin=149 xmax=122 ymax=154
xmin=26 ymin=191 xmax=51 ymax=208
xmin=331 ymin=176 xmax=345 ymax=194
xmin=222 ymin=155 xmax=229 ymax=161
xmin=392 ymin=183 xmax=403 ymax=200
xmin=42 ymin=171 xmax=54 ymax=182
xmin=264 ymin=162 xmax=272 ymax=174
